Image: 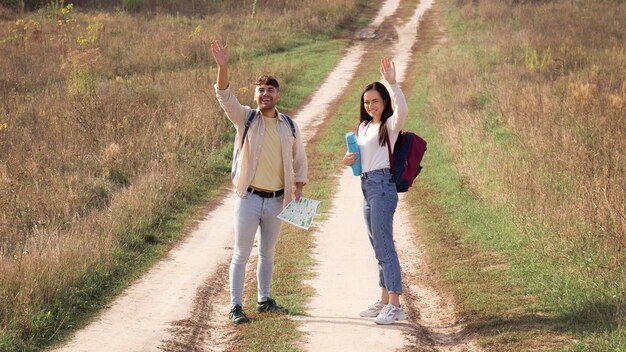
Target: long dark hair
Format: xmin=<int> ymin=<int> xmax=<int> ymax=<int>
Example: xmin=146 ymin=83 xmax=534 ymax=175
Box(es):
xmin=359 ymin=82 xmax=393 ymax=146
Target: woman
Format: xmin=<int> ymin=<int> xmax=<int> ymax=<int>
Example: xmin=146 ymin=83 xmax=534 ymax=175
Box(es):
xmin=343 ymin=57 xmax=408 ymax=325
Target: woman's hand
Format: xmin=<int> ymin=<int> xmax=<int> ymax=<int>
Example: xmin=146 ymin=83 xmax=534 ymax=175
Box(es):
xmin=210 ymin=40 xmax=229 ymax=67
xmin=380 ymin=57 xmax=397 ymax=85
xmin=343 ymin=152 xmax=359 ymax=167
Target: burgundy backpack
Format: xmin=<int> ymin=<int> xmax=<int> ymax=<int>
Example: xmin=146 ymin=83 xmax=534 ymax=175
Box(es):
xmin=385 ymin=130 xmax=427 ymax=192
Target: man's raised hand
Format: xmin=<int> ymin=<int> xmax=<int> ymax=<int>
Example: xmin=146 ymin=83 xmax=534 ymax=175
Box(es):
xmin=211 ymin=40 xmax=229 ymax=67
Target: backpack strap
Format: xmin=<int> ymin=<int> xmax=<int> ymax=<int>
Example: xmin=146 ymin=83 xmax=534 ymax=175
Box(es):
xmin=240 ymin=109 xmax=258 ymax=149
xmin=281 ymin=114 xmax=297 ymax=138
xmin=385 ymin=131 xmax=395 ymax=175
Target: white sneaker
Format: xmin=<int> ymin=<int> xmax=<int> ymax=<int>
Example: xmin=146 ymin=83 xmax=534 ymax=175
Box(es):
xmin=374 ymin=304 xmax=406 ymax=325
xmin=358 ymin=300 xmax=385 ymax=317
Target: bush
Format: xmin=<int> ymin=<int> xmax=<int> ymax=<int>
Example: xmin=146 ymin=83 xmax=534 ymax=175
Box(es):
xmin=122 ymin=0 xmax=142 ymax=12
xmin=0 ymin=0 xmax=23 ymax=11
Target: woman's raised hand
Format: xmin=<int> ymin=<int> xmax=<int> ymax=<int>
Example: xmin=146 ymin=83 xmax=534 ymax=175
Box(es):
xmin=211 ymin=40 xmax=229 ymax=67
xmin=380 ymin=57 xmax=397 ymax=85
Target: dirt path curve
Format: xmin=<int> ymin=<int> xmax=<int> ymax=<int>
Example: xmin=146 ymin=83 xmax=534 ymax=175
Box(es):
xmin=53 ymin=1 xmax=480 ymax=351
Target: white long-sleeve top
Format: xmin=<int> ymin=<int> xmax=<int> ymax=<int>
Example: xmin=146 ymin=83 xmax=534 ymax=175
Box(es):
xmin=357 ymin=83 xmax=408 ymax=173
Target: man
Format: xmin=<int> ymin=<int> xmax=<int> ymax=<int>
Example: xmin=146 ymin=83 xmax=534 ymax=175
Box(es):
xmin=210 ymin=40 xmax=308 ymax=324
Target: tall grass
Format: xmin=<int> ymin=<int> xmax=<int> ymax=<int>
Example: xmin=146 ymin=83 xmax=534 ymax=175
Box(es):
xmin=0 ymin=0 xmax=362 ymax=349
xmin=428 ymin=0 xmax=624 ymax=335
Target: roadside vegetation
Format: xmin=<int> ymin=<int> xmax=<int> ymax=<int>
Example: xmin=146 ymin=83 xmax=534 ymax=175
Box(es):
xmin=402 ymin=0 xmax=625 ymax=350
xmin=0 ymin=0 xmax=369 ymax=350
xmin=2 ymin=0 xmax=624 ymax=351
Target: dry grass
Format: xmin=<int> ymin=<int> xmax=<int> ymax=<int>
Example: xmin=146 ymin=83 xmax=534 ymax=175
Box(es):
xmin=429 ymin=0 xmax=625 ymax=330
xmin=0 ymin=0 xmax=360 ymax=347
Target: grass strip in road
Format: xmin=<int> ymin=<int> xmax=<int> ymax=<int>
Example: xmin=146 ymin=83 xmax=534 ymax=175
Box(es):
xmin=233 ymin=38 xmax=360 ymax=352
xmin=234 ymin=42 xmax=390 ymax=352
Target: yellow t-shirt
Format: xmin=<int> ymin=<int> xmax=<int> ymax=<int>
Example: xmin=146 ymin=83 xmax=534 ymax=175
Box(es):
xmin=250 ymin=115 xmax=284 ymax=191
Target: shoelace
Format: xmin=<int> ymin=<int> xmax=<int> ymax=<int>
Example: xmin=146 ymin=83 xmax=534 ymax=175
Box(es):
xmin=231 ymin=306 xmax=245 ymax=316
xmin=380 ymin=304 xmax=396 ymax=317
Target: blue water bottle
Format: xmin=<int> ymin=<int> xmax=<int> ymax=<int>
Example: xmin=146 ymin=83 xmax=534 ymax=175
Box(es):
xmin=345 ymin=132 xmax=362 ymax=176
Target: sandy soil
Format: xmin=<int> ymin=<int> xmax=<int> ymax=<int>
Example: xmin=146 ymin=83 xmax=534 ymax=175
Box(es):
xmin=293 ymin=169 xmax=410 ymax=351
xmin=52 ymin=1 xmax=481 ymax=351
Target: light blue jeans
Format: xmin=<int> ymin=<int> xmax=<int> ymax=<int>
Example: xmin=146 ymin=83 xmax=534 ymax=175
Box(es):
xmin=230 ymin=191 xmax=284 ymax=307
xmin=361 ymin=168 xmax=402 ymax=294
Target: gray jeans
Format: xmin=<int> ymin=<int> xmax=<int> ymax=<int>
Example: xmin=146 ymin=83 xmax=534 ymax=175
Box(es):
xmin=230 ymin=190 xmax=284 ymax=307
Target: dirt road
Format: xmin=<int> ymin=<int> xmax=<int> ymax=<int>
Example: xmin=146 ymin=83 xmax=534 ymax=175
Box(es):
xmin=54 ymin=1 xmax=480 ymax=351
xmin=296 ymin=1 xmax=479 ymax=351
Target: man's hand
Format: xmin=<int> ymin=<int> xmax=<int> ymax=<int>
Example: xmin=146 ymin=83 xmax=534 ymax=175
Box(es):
xmin=211 ymin=40 xmax=230 ymax=90
xmin=211 ymin=40 xmax=229 ymax=67
xmin=295 ymin=182 xmax=305 ymax=202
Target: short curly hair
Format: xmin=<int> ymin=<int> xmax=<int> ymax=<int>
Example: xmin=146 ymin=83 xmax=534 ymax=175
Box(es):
xmin=255 ymin=75 xmax=280 ymax=90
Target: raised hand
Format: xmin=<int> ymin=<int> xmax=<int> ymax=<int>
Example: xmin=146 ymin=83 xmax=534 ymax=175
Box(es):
xmin=380 ymin=57 xmax=397 ymax=85
xmin=211 ymin=40 xmax=230 ymax=90
xmin=211 ymin=40 xmax=229 ymax=67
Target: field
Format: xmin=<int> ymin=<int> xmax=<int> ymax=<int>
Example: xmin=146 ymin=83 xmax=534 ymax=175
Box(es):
xmin=0 ymin=0 xmax=624 ymax=350
xmin=407 ymin=0 xmax=625 ymax=349
xmin=0 ymin=0 xmax=364 ymax=350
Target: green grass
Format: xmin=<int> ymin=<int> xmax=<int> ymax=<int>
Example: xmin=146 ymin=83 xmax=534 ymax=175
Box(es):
xmin=250 ymin=38 xmax=349 ymax=113
xmin=397 ymin=1 xmax=626 ymax=350
xmin=402 ymin=72 xmax=526 ymax=314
